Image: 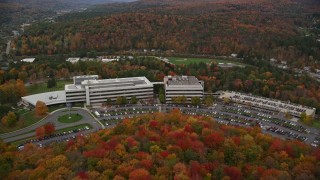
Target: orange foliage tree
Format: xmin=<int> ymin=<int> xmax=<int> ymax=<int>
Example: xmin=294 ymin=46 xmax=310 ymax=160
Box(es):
xmin=36 ymin=126 xmax=45 ymax=138
xmin=129 ymin=168 xmax=150 ymax=180
xmin=35 ymin=101 xmax=48 ymax=116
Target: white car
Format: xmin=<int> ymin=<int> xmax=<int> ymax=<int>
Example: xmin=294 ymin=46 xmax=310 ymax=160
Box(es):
xmin=311 ymin=143 xmax=318 ymax=147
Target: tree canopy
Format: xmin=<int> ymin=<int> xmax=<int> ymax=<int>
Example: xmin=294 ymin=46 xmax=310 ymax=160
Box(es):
xmin=1 ymin=110 xmax=319 ymax=179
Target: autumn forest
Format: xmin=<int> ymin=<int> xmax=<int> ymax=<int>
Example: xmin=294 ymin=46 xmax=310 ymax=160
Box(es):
xmin=1 ymin=0 xmax=320 ymax=179
xmin=11 ymin=0 xmax=320 ymax=68
xmin=1 ymin=110 xmax=320 ymax=179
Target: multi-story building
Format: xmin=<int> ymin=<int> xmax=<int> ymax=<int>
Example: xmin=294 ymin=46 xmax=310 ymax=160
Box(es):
xmin=164 ymin=75 xmax=204 ymax=103
xmin=219 ymin=91 xmax=316 ymax=118
xmin=65 ymin=75 xmax=154 ymax=105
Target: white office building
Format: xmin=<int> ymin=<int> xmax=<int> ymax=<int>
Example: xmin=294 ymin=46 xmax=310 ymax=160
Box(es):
xmin=21 ymin=58 xmax=35 ymax=63
xmin=164 ymin=75 xmax=204 ymax=103
xmin=66 ymin=57 xmax=80 ymax=63
xmin=219 ymin=91 xmax=316 ymax=118
xmin=65 ymin=75 xmax=154 ymax=105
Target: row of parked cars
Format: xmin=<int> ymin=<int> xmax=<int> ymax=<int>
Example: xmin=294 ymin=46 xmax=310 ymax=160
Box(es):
xmin=266 ymin=126 xmax=308 ymax=141
xmin=223 ymin=105 xmax=309 ymax=134
xmin=17 ymin=126 xmax=90 ymax=150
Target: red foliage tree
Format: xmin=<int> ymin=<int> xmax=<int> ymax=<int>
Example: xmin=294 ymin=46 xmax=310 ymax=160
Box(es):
xmin=83 ymin=148 xmax=106 ymax=158
xmin=184 ymin=124 xmax=193 ymax=133
xmin=140 ymin=159 xmax=153 ymax=170
xmin=44 ymin=123 xmax=55 ymax=135
xmin=204 ymin=132 xmax=224 ymax=148
xmin=129 ymin=168 xmax=151 ymax=180
xmin=283 ymin=144 xmax=294 ymax=157
xmin=160 ymin=151 xmax=170 ymax=158
xmin=102 ymin=137 xmax=118 ymax=151
xmin=224 ymin=166 xmax=243 ymax=180
xmin=232 ymin=136 xmax=241 ymax=146
xmin=77 ymin=171 xmax=88 ymax=179
xmin=36 ymin=126 xmax=45 ymax=139
xmin=312 ymin=148 xmax=320 ymax=161
xmin=126 ymin=137 xmax=138 ymax=148
xmin=203 ymin=162 xmax=218 ymax=172
xmin=189 ymin=161 xmax=202 ymax=180
xmin=149 ymin=120 xmax=159 ymax=128
xmin=269 ymin=139 xmax=283 ymax=152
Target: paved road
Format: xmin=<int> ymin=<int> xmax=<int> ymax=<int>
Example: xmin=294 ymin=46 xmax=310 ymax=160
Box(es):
xmin=2 ymin=103 xmax=320 ymax=147
xmin=94 ymin=103 xmax=320 ymax=145
xmin=6 ymin=40 xmax=11 ymax=55
xmin=0 ymin=108 xmax=102 ymax=142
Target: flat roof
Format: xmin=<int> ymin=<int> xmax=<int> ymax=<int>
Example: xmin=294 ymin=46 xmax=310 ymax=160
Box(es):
xmin=22 ymin=91 xmax=66 ymax=106
xmin=21 ymin=58 xmax=35 ymax=63
xmin=66 ymin=57 xmax=80 ymax=63
xmin=165 ymin=76 xmax=201 ymax=86
xmin=65 ymin=76 xmax=152 ymax=91
xmin=220 ymin=91 xmax=316 ymax=117
xmin=74 ymin=75 xmax=98 ymax=79
xmin=82 ymin=77 xmax=151 ymax=86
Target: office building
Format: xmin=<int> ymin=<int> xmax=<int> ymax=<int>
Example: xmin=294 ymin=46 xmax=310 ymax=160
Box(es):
xmin=164 ymin=75 xmax=204 ymax=103
xmin=220 ymin=91 xmax=316 ymax=118
xmin=65 ymin=75 xmax=154 ymax=105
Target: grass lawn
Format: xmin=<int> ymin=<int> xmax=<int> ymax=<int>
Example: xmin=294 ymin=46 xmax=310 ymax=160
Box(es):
xmin=213 ymin=59 xmax=245 ymax=65
xmin=312 ymin=120 xmax=320 ymax=129
xmin=167 ymin=57 xmax=246 ymax=66
xmin=58 ymin=114 xmax=83 ymax=123
xmin=48 ymin=104 xmax=66 ymax=112
xmin=27 ymin=80 xmax=72 ymax=95
xmin=11 ymin=137 xmax=34 ymax=146
xmin=167 ymin=57 xmax=214 ymax=65
xmin=0 ymin=111 xmax=45 ymax=134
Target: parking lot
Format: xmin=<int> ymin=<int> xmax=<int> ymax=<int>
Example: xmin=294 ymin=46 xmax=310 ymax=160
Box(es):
xmin=92 ymin=102 xmax=320 ymax=147
xmin=9 ymin=102 xmax=320 ymax=150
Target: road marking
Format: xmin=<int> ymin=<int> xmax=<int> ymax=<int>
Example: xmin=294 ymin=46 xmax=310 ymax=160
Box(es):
xmin=84 ymin=108 xmax=105 ymax=129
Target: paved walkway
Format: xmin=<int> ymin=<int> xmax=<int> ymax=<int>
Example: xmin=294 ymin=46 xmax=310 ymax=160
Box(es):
xmin=6 ymin=40 xmax=11 ymax=55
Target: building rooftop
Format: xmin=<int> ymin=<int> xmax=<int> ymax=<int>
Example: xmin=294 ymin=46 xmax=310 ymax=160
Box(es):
xmin=220 ymin=91 xmax=316 ymax=117
xmin=22 ymin=91 xmax=66 ymax=106
xmin=21 ymin=58 xmax=35 ymax=63
xmin=66 ymin=57 xmax=80 ymax=63
xmin=82 ymin=77 xmax=151 ymax=86
xmin=65 ymin=76 xmax=152 ymax=91
xmin=165 ymin=76 xmax=201 ymax=86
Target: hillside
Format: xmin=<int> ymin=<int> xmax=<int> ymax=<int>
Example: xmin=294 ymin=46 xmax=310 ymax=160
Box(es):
xmin=1 ymin=110 xmax=319 ymax=179
xmin=11 ymin=0 xmax=320 ymax=67
xmin=0 ymin=0 xmax=134 ymax=39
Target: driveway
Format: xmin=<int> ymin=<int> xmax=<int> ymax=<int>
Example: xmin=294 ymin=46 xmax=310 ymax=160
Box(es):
xmin=0 ymin=108 xmax=102 ymax=142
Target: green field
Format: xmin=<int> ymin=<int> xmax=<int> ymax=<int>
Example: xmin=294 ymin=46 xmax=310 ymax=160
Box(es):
xmin=0 ymin=111 xmax=44 ymax=134
xmin=58 ymin=114 xmax=83 ymax=123
xmin=167 ymin=57 xmax=245 ymax=66
xmin=167 ymin=57 xmax=214 ymax=65
xmin=27 ymin=80 xmax=72 ymax=95
xmin=312 ymin=120 xmax=320 ymax=130
xmin=48 ymin=104 xmax=66 ymax=112
xmin=11 ymin=137 xmax=34 ymax=146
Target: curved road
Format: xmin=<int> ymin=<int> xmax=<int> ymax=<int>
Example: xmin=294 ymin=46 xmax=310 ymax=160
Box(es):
xmin=94 ymin=104 xmax=320 ymax=145
xmin=0 ymin=108 xmax=102 ymax=142
xmin=1 ymin=104 xmax=320 ymax=146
